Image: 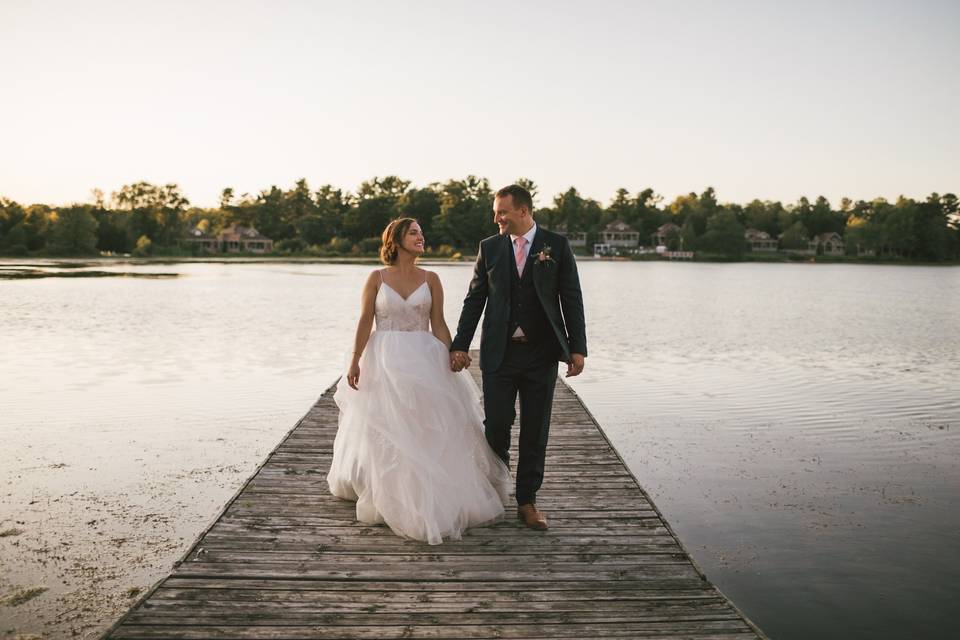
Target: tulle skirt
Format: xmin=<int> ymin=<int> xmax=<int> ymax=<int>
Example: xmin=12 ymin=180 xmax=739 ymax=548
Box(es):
xmin=329 ymin=330 xmax=511 ymax=544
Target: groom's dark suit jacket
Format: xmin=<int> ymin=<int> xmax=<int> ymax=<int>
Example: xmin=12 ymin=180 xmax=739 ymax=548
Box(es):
xmin=451 ymin=226 xmax=587 ymax=372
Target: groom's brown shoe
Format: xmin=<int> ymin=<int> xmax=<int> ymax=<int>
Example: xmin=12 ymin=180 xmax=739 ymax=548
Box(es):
xmin=517 ymin=503 xmax=548 ymax=530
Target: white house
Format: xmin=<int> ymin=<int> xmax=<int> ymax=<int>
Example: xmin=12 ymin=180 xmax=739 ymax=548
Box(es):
xmin=744 ymin=228 xmax=778 ymax=252
xmin=600 ymin=220 xmax=640 ymax=248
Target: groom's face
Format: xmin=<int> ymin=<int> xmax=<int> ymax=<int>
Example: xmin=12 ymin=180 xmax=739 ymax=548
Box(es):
xmin=493 ymin=195 xmax=530 ymax=236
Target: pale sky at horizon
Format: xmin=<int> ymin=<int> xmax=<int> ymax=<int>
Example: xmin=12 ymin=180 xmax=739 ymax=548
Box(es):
xmin=2 ymin=0 xmax=958 ymax=209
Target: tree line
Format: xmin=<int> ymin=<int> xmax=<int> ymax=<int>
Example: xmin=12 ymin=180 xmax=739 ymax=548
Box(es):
xmin=1 ymin=178 xmax=957 ymax=260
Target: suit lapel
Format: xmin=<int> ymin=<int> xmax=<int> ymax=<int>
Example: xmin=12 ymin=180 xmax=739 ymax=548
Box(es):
xmin=527 ymin=228 xmax=544 ymax=267
xmin=496 ymin=233 xmax=513 ymax=287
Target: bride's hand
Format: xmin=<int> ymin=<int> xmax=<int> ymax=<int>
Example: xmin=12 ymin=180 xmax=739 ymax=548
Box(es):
xmin=347 ymin=363 xmax=360 ymax=389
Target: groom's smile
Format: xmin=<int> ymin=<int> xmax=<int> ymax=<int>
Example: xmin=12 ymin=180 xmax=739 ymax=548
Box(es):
xmin=493 ymin=194 xmax=533 ymax=237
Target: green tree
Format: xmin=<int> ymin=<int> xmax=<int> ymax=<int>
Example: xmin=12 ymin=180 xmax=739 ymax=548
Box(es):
xmin=220 ymin=187 xmax=235 ymax=210
xmin=534 ymin=204 xmax=559 ymax=230
xmin=111 ymin=182 xmax=189 ymax=247
xmin=680 ymin=218 xmax=698 ymax=251
xmin=806 ymin=196 xmax=844 ymax=236
xmin=0 ymin=198 xmax=26 ymax=237
xmin=633 ymin=188 xmax=664 ymax=240
xmin=666 ymin=191 xmax=710 ymax=236
xmin=20 ymin=205 xmax=52 ymax=251
xmin=743 ymin=199 xmax=781 ymax=235
xmin=698 ymin=187 xmax=720 ymax=218
xmin=913 ymin=193 xmax=954 ymax=261
xmin=779 ymin=221 xmax=811 ymax=251
xmin=90 ymin=194 xmax=129 ymax=253
xmin=248 ymin=186 xmax=286 ymax=240
xmin=604 ymin=188 xmax=634 ymax=227
xmin=553 ymin=187 xmax=586 ymax=231
xmin=942 ymin=193 xmax=960 ymax=259
xmin=698 ymin=211 xmax=746 ymax=256
xmin=881 ymin=201 xmax=918 ymax=258
xmin=263 ymin=178 xmax=319 ymax=246
xmin=49 ymin=206 xmax=99 ymax=254
xmin=132 ymin=234 xmax=153 ymax=256
xmin=313 ymin=185 xmax=350 ymax=244
xmin=844 ymin=214 xmax=880 ymax=256
xmin=1 ymin=225 xmax=28 ymax=254
xmin=223 ymin=193 xmax=258 ymax=231
xmin=294 ymin=215 xmax=328 ymax=247
xmin=343 ymin=176 xmax=409 ymax=242
xmin=433 ymin=176 xmax=493 ymax=248
xmin=0 ymin=199 xmax=29 ymax=254
xmin=398 ymin=186 xmax=441 ymax=246
xmin=327 ymin=237 xmax=353 ymax=254
xmin=551 ymin=187 xmax=602 ymax=235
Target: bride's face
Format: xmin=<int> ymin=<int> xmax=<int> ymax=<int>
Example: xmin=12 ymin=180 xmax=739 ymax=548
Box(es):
xmin=400 ymin=222 xmax=425 ymax=256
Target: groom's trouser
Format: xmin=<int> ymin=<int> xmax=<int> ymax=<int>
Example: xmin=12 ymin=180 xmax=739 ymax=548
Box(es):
xmin=482 ymin=340 xmax=558 ymax=506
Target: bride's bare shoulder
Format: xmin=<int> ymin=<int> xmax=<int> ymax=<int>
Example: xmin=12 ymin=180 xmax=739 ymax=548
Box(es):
xmin=364 ymin=269 xmax=384 ymax=288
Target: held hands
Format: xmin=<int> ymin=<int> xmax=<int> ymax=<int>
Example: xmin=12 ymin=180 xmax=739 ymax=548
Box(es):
xmin=449 ymin=350 xmax=471 ymax=372
xmin=566 ymin=353 xmax=585 ymax=378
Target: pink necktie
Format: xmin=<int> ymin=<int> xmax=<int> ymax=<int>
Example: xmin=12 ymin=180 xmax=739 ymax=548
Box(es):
xmin=514 ymin=236 xmax=528 ymax=277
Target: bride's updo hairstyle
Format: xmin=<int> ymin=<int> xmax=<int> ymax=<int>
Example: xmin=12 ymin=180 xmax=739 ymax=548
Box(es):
xmin=380 ymin=217 xmax=418 ymax=265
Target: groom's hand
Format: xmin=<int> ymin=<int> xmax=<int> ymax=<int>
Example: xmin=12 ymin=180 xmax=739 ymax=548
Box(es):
xmin=566 ymin=353 xmax=585 ymax=378
xmin=450 ymin=350 xmax=471 ymax=372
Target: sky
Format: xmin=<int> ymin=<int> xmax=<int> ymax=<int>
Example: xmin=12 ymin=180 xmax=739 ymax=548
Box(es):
xmin=2 ymin=0 xmax=958 ymax=209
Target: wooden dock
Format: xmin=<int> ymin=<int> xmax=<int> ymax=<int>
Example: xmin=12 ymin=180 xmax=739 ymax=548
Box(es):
xmin=104 ymin=358 xmax=767 ymax=639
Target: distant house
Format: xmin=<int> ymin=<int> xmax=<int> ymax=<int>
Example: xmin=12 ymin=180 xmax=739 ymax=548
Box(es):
xmin=813 ymin=232 xmax=844 ymax=256
xmin=600 ymin=220 xmax=640 ymax=248
xmin=550 ymin=223 xmax=587 ymax=248
xmin=651 ymin=223 xmax=681 ymax=247
xmin=744 ymin=228 xmax=778 ymax=252
xmin=183 ymin=227 xmax=219 ymax=253
xmin=183 ymin=225 xmax=274 ymax=254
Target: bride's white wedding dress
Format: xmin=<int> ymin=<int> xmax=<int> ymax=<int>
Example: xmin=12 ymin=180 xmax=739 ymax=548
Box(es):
xmin=328 ymin=276 xmax=511 ymax=544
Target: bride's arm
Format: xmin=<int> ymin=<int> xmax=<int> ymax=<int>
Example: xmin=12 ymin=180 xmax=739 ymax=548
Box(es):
xmin=426 ymin=271 xmax=452 ymax=349
xmin=347 ymin=271 xmax=380 ymax=389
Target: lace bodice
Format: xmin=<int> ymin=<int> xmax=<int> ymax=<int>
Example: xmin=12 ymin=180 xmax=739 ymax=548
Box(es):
xmin=375 ymin=281 xmax=431 ymax=332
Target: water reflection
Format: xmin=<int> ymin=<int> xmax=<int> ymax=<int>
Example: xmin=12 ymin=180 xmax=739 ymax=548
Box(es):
xmin=573 ymin=262 xmax=960 ymax=639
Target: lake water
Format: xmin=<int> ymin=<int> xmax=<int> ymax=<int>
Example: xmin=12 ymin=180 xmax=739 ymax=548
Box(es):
xmin=1 ymin=259 xmax=958 ymax=639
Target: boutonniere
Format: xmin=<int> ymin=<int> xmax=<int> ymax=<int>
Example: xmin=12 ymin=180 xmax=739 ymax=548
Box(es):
xmin=535 ymin=244 xmax=555 ymax=267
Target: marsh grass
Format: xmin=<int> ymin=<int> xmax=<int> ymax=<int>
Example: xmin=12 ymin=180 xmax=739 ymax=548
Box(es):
xmin=1 ymin=586 xmax=48 ymax=606
xmin=0 ymin=268 xmax=178 ymax=280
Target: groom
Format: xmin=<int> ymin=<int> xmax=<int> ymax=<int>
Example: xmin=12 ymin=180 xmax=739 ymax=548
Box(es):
xmin=450 ymin=184 xmax=587 ymax=530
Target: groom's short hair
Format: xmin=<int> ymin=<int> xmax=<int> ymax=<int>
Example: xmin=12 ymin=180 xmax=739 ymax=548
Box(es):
xmin=496 ymin=185 xmax=533 ymax=214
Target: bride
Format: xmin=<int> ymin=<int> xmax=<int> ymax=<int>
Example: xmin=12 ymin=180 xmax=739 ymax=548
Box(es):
xmin=328 ymin=217 xmax=511 ymax=544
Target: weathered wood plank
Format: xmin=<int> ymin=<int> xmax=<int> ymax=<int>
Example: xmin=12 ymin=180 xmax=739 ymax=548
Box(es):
xmin=109 ymin=621 xmax=756 ymax=639
xmin=103 ymin=356 xmax=767 ymax=640
xmin=149 ymin=586 xmax=723 ymax=604
xmin=158 ymin=577 xmax=714 ymax=591
xmin=127 ymin=604 xmax=743 ymax=622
